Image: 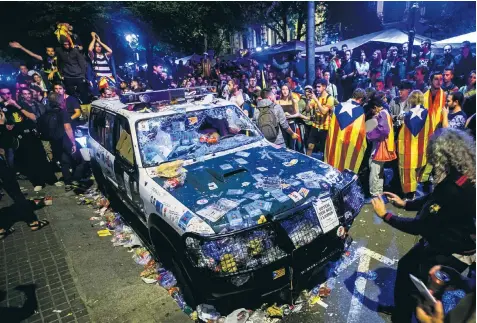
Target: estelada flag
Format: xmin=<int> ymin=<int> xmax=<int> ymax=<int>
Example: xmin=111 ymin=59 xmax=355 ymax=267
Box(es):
xmin=423 ymin=88 xmax=445 ymax=130
xmin=325 ymin=99 xmax=367 ymax=173
xmin=398 ymin=105 xmax=432 ymax=193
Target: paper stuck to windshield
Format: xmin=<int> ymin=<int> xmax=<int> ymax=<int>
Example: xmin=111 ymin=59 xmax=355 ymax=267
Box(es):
xmin=312 ymin=197 xmax=339 ymax=233
xmin=196 ymin=198 xmax=240 ymax=222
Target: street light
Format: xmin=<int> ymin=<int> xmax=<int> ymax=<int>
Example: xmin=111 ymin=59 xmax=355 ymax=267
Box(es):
xmin=125 ymin=34 xmax=140 ymax=78
xmin=125 ymin=34 xmax=139 ymax=49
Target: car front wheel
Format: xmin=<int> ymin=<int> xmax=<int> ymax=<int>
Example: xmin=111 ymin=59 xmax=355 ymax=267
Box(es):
xmin=149 ymin=226 xmax=199 ymax=308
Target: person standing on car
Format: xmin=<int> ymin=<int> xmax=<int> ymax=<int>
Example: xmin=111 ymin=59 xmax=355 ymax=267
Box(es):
xmin=371 ymin=128 xmax=476 ymax=323
xmin=88 ymin=32 xmax=115 ymax=94
xmin=325 ymin=88 xmax=367 ymax=173
xmin=253 ymin=88 xmax=298 ymax=147
xmin=55 ymin=35 xmax=90 ymax=116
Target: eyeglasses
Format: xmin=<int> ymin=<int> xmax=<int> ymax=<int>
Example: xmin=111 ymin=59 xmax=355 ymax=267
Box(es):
xmin=0 ymin=92 xmax=11 ymax=95
xmin=444 ymin=49 xmax=452 ymax=52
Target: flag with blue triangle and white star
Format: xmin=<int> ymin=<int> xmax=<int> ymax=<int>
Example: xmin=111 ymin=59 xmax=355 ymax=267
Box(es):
xmin=325 ymin=99 xmax=367 ymax=173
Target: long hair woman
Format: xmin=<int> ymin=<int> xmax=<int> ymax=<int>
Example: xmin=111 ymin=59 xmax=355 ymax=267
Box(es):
xmin=277 ymin=84 xmax=305 ymax=153
xmin=459 ymin=70 xmax=476 ymax=99
xmin=369 ymin=50 xmax=383 ymax=75
xmin=372 ymin=128 xmax=476 ymax=322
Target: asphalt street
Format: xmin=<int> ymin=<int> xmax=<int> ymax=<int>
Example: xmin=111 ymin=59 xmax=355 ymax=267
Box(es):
xmin=0 ymin=180 xmax=417 ymax=323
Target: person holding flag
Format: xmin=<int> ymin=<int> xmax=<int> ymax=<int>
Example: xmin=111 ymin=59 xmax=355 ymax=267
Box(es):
xmin=325 ymin=88 xmax=367 ymax=174
xmin=421 ymin=71 xmax=446 ymax=191
xmin=397 ymin=90 xmax=433 ymax=200
xmin=423 ymin=71 xmax=446 ymax=130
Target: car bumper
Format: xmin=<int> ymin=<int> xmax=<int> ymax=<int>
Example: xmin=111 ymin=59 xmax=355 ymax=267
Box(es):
xmin=183 ymin=228 xmax=350 ymax=305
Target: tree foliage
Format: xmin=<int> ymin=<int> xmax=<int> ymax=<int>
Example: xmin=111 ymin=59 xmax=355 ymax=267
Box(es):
xmin=0 ymin=1 xmax=385 ymax=66
xmin=323 ymin=2 xmax=383 ymax=40
xmin=426 ymin=2 xmax=476 ymax=37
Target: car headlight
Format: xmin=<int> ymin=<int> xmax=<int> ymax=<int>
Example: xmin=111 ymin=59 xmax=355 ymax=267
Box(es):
xmin=279 ymin=206 xmax=323 ymax=248
xmin=339 ymin=174 xmax=365 ymax=222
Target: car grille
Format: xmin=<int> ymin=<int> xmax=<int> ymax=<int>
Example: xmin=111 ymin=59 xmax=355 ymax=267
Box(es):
xmin=184 ymin=224 xmax=288 ymax=277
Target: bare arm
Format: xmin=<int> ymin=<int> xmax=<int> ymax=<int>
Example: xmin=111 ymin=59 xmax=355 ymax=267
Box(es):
xmin=312 ymin=96 xmax=330 ymax=115
xmin=20 ymin=108 xmax=37 ymax=121
xmin=96 ymin=37 xmax=113 ymax=56
xmin=64 ymin=123 xmax=76 ymax=153
xmin=7 ymin=100 xmax=36 ymax=121
xmin=441 ymin=106 xmax=449 ymax=128
xmin=71 ymin=108 xmax=81 ymax=120
xmin=465 ymin=114 xmax=474 ymax=128
xmin=9 ymin=42 xmax=42 ymax=61
xmin=88 ymin=33 xmax=96 ymax=59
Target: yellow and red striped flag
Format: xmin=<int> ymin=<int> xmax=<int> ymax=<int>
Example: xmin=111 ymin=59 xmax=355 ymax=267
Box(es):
xmin=398 ymin=105 xmax=433 ymax=193
xmin=423 ymin=88 xmax=446 ymax=131
xmin=325 ymin=99 xmax=367 ymax=173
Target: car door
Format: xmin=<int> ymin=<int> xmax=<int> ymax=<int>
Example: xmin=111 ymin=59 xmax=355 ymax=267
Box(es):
xmin=89 ymin=107 xmax=118 ymax=187
xmin=113 ymin=115 xmax=145 ymax=220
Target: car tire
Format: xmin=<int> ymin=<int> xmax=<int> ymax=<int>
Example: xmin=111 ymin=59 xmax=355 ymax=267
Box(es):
xmin=91 ymin=161 xmax=108 ymax=196
xmin=149 ymin=226 xmax=199 ymax=308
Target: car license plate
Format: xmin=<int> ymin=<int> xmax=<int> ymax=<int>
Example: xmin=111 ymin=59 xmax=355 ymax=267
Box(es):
xmin=312 ymin=197 xmax=339 ymax=234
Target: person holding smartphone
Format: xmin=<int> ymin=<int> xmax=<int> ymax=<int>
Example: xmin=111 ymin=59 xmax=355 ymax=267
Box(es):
xmin=416 ymin=265 xmax=475 ymax=323
xmin=371 ymin=128 xmax=476 ymax=322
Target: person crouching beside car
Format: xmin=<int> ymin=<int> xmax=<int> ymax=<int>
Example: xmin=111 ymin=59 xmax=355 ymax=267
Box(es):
xmin=371 ymin=128 xmax=476 ymax=322
xmin=366 ymin=96 xmax=396 ymax=197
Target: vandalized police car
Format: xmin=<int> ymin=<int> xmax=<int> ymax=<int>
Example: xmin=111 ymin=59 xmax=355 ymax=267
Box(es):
xmin=88 ymin=88 xmax=364 ymax=306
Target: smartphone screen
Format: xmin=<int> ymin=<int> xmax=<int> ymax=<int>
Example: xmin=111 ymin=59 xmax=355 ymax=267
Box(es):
xmin=409 ymin=274 xmax=437 ymax=306
xmin=381 ymin=195 xmax=389 ymax=204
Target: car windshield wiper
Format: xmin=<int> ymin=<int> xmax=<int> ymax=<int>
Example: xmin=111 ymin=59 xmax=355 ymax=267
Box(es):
xmin=220 ymin=134 xmax=237 ymax=140
xmin=167 ymin=142 xmax=204 ymax=161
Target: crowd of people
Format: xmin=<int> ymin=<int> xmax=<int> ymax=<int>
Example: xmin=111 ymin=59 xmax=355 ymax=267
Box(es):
xmin=0 ymin=23 xmax=475 ymax=322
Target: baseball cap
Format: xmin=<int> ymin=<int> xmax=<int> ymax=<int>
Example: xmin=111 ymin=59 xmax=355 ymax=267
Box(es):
xmin=304 ymin=85 xmax=313 ymax=91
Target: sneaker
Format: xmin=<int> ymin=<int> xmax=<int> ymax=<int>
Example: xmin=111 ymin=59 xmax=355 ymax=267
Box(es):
xmin=54 ymin=181 xmax=64 ymax=187
xmin=34 ymin=186 xmax=43 ymax=192
xmin=65 ymin=185 xmax=73 ymax=192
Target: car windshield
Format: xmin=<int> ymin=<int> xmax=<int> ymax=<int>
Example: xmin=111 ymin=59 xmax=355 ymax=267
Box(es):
xmin=136 ymin=105 xmax=262 ymax=167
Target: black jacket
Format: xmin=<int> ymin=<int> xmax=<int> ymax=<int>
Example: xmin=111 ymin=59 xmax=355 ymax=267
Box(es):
xmin=384 ymin=171 xmax=476 ymax=256
xmin=55 ymin=47 xmax=87 ymax=78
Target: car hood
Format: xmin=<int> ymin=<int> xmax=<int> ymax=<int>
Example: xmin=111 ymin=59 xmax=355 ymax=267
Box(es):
xmin=151 ymin=145 xmax=354 ymax=234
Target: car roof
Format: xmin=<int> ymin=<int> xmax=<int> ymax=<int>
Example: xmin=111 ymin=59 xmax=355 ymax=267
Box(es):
xmin=91 ymin=95 xmax=233 ymax=123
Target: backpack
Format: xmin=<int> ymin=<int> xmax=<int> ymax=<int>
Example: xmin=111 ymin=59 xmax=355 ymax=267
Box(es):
xmin=37 ymin=108 xmax=64 ymax=141
xmin=257 ymin=104 xmax=279 ymax=142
